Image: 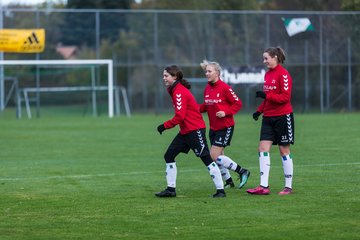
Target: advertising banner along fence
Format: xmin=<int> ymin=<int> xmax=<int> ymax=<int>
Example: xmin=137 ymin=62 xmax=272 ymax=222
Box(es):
xmin=0 ymin=29 xmax=45 ymax=53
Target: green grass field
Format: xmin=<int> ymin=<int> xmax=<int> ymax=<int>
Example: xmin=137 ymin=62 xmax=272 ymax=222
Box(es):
xmin=0 ymin=110 xmax=359 ymax=239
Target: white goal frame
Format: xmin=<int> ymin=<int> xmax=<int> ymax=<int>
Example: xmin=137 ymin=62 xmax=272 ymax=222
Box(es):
xmin=0 ymin=59 xmax=116 ymax=118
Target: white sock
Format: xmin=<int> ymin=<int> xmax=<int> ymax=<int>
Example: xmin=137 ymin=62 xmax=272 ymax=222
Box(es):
xmin=166 ymin=162 xmax=177 ymax=188
xmin=281 ymin=154 xmax=293 ymax=189
xmin=259 ymin=152 xmax=270 ymax=187
xmin=218 ymin=164 xmax=231 ymax=181
xmin=207 ymin=162 xmax=224 ymax=189
xmin=216 ymin=155 xmax=238 ymax=171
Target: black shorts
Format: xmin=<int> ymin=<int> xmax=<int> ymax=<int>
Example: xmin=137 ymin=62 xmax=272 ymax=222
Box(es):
xmin=166 ymin=128 xmax=210 ymax=158
xmin=209 ymin=126 xmax=234 ymax=147
xmin=260 ymin=113 xmax=295 ymax=145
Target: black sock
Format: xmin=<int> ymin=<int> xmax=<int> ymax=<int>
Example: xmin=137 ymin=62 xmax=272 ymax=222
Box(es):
xmin=225 ymin=178 xmax=234 ymax=184
xmin=236 ymin=166 xmax=243 ymax=174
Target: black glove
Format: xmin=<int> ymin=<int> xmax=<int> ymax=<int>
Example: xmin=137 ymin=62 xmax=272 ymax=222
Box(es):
xmin=157 ymin=124 xmax=166 ymax=135
xmin=256 ymin=91 xmax=266 ymax=99
xmin=252 ymin=111 xmax=261 ymax=121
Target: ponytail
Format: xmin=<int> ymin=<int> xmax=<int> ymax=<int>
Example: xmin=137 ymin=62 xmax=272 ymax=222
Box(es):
xmin=180 ymin=79 xmax=191 ymax=89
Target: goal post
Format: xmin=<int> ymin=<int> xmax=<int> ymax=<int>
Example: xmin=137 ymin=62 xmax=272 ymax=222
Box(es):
xmin=0 ymin=59 xmax=117 ymax=118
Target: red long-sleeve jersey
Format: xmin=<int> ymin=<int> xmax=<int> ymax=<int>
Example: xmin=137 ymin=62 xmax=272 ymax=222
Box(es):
xmin=257 ymin=64 xmax=293 ymax=116
xmin=164 ymin=82 xmax=206 ymax=135
xmin=199 ymin=79 xmax=242 ymax=131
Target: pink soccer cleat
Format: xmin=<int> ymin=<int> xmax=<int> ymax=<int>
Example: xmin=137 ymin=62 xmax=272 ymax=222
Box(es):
xmin=278 ymin=187 xmax=292 ymax=195
xmin=246 ymin=185 xmax=270 ymax=195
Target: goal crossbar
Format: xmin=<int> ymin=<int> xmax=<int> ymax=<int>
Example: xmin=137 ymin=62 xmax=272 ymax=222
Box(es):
xmin=0 ymin=59 xmax=115 ymax=118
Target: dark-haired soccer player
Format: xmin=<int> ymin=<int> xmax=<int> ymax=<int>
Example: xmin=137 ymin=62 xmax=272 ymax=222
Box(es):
xmin=155 ymin=65 xmax=226 ymax=198
xmin=247 ymin=46 xmax=295 ymax=195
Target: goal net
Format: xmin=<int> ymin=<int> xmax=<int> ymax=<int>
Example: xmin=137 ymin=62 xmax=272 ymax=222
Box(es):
xmin=0 ymin=59 xmax=129 ymax=118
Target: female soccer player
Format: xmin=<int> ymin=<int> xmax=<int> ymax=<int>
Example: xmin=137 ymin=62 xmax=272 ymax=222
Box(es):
xmin=199 ymin=60 xmax=250 ymax=189
xmin=155 ymin=65 xmax=226 ymax=198
xmin=247 ymin=47 xmax=295 ymax=195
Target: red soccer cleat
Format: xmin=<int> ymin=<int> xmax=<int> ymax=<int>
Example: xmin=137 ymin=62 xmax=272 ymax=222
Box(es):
xmin=246 ymin=185 xmax=270 ymax=195
xmin=278 ymin=187 xmax=292 ymax=195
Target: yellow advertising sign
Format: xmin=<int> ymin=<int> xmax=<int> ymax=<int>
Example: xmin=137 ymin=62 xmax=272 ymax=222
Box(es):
xmin=0 ymin=29 xmax=45 ymax=53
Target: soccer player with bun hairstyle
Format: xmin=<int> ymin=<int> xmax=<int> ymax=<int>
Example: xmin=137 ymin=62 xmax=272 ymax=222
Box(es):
xmin=155 ymin=65 xmax=226 ymax=198
xmin=199 ymin=60 xmax=250 ymax=189
xmin=247 ymin=46 xmax=295 ymax=195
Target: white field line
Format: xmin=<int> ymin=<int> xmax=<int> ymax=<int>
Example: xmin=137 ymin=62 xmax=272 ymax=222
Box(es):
xmin=0 ymin=162 xmax=359 ymax=182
